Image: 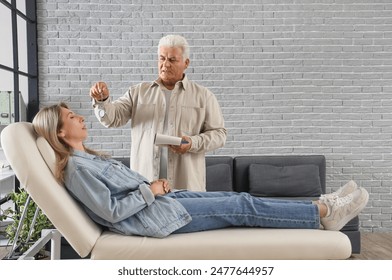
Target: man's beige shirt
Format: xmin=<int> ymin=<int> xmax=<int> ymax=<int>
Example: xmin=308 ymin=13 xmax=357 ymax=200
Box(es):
xmin=93 ymin=75 xmax=227 ymax=191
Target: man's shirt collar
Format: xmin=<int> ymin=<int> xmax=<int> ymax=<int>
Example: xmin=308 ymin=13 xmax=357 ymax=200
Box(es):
xmin=153 ymin=74 xmax=188 ymax=91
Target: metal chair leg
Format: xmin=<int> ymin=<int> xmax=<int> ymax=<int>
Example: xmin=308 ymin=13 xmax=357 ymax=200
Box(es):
xmin=5 ymin=193 xmax=61 ymax=260
xmin=25 ymin=206 xmax=40 ymax=244
xmin=6 ymin=194 xmax=32 ymax=258
xmin=18 ymin=229 xmax=62 ymax=260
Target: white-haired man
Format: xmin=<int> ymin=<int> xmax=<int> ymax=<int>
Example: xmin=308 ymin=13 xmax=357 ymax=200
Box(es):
xmin=90 ymin=35 xmax=227 ymax=191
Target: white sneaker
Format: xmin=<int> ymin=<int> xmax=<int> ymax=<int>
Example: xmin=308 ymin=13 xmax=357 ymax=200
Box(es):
xmin=320 ymin=180 xmax=358 ymax=202
xmin=321 ymin=187 xmax=369 ymax=231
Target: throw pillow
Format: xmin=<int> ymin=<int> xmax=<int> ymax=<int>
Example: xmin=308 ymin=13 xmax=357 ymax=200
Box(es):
xmin=248 ymin=164 xmax=322 ymax=197
xmin=206 ymin=163 xmax=233 ymax=192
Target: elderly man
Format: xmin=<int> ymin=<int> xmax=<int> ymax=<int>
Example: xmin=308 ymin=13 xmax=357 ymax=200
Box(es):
xmin=90 ymin=35 xmax=227 ymax=191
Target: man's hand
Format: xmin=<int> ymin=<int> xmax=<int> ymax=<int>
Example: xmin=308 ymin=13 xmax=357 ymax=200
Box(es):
xmin=90 ymin=81 xmax=109 ymax=101
xmin=170 ymin=136 xmax=191 ymax=155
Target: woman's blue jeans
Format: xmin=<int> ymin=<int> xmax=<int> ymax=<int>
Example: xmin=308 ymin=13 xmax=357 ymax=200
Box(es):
xmin=166 ymin=191 xmax=320 ymax=233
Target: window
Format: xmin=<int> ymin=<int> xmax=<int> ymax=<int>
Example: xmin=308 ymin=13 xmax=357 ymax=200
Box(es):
xmin=0 ymin=0 xmax=38 ymax=136
xmin=0 ymin=0 xmax=36 ymax=220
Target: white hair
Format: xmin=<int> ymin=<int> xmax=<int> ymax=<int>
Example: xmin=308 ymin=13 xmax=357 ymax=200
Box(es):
xmin=158 ymin=35 xmax=190 ymax=61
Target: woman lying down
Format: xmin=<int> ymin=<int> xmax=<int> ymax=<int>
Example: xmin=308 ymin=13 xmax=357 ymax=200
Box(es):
xmin=32 ymin=102 xmax=368 ymax=238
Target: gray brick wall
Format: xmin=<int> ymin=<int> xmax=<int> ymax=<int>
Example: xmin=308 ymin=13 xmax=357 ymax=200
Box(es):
xmin=36 ymin=0 xmax=392 ymax=232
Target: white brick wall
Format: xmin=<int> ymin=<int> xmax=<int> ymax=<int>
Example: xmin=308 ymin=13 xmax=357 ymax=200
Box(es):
xmin=36 ymin=0 xmax=392 ymax=232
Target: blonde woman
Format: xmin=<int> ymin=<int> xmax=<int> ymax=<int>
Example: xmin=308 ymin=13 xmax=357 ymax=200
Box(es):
xmin=32 ymin=103 xmax=368 ymax=238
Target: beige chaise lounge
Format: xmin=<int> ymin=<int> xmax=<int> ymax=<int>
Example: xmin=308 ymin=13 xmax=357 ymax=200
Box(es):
xmin=1 ymin=122 xmax=351 ymax=259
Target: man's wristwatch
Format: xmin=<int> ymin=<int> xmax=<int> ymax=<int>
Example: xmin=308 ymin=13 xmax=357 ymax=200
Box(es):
xmin=98 ymin=109 xmax=105 ymax=118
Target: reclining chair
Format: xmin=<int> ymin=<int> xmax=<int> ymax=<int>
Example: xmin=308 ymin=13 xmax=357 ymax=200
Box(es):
xmin=1 ymin=122 xmax=352 ymax=259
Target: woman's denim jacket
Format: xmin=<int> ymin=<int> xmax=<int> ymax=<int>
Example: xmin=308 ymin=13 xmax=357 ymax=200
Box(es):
xmin=64 ymin=150 xmax=192 ymax=238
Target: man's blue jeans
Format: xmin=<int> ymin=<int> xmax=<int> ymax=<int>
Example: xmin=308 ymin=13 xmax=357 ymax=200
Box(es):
xmin=166 ymin=191 xmax=320 ymax=233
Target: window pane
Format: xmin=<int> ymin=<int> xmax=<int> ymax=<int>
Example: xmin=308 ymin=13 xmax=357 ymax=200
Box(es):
xmin=0 ymin=90 xmax=14 ymax=125
xmin=0 ymin=68 xmax=13 ymax=92
xmin=16 ymin=0 xmax=26 ymax=15
xmin=0 ymin=69 xmax=14 ymax=123
xmin=17 ymin=15 xmax=28 ymax=73
xmin=0 ymin=5 xmax=13 ymax=68
xmin=19 ymin=75 xmax=28 ymax=122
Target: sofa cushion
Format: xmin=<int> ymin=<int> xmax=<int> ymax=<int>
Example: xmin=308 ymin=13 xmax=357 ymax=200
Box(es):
xmin=248 ymin=164 xmax=322 ymax=197
xmin=91 ymin=228 xmax=352 ymax=260
xmin=206 ymin=163 xmax=233 ymax=191
xmin=234 ymin=155 xmax=326 ymax=193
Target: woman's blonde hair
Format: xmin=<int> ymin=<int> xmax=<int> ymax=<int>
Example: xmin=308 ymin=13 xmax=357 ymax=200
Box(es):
xmin=32 ymin=102 xmax=102 ymax=183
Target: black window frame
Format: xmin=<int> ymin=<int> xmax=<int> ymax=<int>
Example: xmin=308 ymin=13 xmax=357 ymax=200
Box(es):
xmin=0 ymin=0 xmax=38 ymax=122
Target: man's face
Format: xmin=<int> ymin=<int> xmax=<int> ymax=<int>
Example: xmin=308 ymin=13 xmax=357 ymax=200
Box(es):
xmin=158 ymin=46 xmax=189 ymax=89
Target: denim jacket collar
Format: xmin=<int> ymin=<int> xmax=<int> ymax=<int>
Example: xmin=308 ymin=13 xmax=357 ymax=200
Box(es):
xmin=72 ymin=149 xmax=98 ymax=160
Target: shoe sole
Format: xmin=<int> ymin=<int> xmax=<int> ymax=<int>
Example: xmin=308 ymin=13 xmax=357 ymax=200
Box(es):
xmin=326 ymin=187 xmax=369 ymax=231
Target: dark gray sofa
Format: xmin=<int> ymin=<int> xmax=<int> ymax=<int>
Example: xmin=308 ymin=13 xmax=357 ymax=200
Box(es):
xmin=114 ymin=154 xmax=360 ymax=254
xmin=205 ymin=155 xmax=360 ymax=254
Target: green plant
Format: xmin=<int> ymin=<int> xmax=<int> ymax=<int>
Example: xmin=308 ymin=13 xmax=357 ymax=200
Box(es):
xmin=0 ymin=190 xmax=53 ymax=254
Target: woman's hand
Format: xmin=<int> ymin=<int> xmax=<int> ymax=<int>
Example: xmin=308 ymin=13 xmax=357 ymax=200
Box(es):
xmin=149 ymin=179 xmax=171 ymax=196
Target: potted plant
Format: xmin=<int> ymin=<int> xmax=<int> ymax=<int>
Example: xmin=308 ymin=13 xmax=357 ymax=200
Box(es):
xmin=0 ymin=189 xmax=53 ymax=259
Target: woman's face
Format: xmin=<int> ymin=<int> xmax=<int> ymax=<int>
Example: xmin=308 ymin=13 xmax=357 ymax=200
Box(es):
xmin=57 ymin=106 xmax=87 ymax=150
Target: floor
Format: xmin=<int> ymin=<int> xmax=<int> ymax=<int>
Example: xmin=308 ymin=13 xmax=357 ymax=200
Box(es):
xmin=350 ymin=232 xmax=392 ymax=260
xmin=0 ymin=239 xmax=10 ymax=259
xmin=1 ymin=232 xmax=392 ymax=260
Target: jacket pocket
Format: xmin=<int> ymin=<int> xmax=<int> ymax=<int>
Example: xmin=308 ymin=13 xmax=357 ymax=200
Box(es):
xmin=132 ymin=197 xmax=191 ymax=238
xmin=180 ymin=106 xmax=205 ymax=135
